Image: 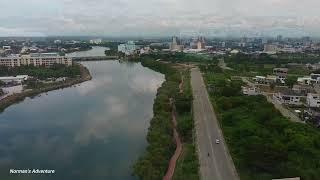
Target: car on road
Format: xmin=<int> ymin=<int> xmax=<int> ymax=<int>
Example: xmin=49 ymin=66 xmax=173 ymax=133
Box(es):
xmin=215 ymin=139 xmax=220 ymax=144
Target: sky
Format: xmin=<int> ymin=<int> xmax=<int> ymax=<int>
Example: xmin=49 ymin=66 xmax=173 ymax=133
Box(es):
xmin=0 ymin=0 xmax=319 ymax=37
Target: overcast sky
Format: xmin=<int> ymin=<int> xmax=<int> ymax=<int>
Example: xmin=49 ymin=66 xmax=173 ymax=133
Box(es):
xmin=0 ymin=0 xmax=319 ymax=37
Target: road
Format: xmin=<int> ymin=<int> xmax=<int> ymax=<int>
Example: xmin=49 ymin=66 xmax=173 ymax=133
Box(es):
xmin=191 ymin=67 xmax=239 ymax=180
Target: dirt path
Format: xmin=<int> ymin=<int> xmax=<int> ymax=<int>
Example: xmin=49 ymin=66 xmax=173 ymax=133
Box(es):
xmin=179 ymin=73 xmax=184 ymax=94
xmin=163 ymin=75 xmax=184 ymax=180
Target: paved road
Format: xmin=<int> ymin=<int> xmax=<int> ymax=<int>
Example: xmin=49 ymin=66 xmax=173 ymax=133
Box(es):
xmin=191 ymin=68 xmax=239 ymax=180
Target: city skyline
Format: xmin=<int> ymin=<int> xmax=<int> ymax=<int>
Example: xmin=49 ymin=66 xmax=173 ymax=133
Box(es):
xmin=0 ymin=0 xmax=319 ymax=37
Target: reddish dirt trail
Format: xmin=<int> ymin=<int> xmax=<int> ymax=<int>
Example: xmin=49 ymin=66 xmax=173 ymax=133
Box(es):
xmin=163 ymin=75 xmax=184 ymax=180
xmin=179 ymin=74 xmax=184 ymax=94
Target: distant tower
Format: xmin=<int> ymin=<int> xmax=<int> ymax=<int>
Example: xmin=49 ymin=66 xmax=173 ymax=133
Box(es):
xmin=172 ymin=36 xmax=178 ymax=46
xmin=276 ymin=35 xmax=283 ymax=42
xmin=196 ymin=36 xmax=206 ymax=50
xmin=170 ymin=36 xmax=179 ymax=50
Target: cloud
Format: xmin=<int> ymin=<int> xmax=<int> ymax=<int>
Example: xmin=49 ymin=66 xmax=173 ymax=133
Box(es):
xmin=105 ymin=96 xmax=128 ymax=116
xmin=76 ymin=77 xmax=113 ymax=96
xmin=0 ymin=0 xmax=319 ymax=36
xmin=128 ymin=74 xmax=164 ymax=94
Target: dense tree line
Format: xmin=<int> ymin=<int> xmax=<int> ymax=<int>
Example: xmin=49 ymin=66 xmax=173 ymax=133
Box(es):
xmin=98 ymin=42 xmax=121 ymax=50
xmin=142 ymin=52 xmax=215 ymax=63
xmin=133 ymin=58 xmax=180 ymax=179
xmin=202 ymin=66 xmax=320 ymax=180
xmin=225 ymin=53 xmax=320 ymax=66
xmin=133 ymin=58 xmax=199 ymax=180
xmin=0 ymin=64 xmax=81 ymax=80
xmin=174 ymin=71 xmax=199 ymax=180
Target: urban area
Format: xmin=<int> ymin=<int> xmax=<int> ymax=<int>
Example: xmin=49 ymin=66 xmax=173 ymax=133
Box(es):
xmin=1 ymin=34 xmax=320 ymax=180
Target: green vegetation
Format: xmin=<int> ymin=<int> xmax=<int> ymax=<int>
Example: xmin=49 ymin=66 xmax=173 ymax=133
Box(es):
xmin=105 ymin=49 xmax=125 ymax=58
xmin=174 ymin=70 xmax=199 ymax=180
xmin=142 ymin=52 xmax=215 ymax=63
xmin=201 ymin=65 xmax=320 ymax=180
xmin=285 ymin=76 xmax=298 ymax=88
xmin=0 ymin=64 xmax=81 ymax=80
xmin=104 ymin=49 xmax=118 ymax=56
xmin=173 ymin=144 xmax=199 ymax=180
xmin=223 ymin=53 xmax=317 ymax=77
xmin=0 ymin=64 xmax=91 ymax=112
xmin=61 ymin=42 xmax=92 ymax=53
xmin=98 ymin=42 xmax=121 ymax=50
xmin=133 ymin=58 xmax=179 ymax=179
xmin=133 ymin=58 xmax=199 ymax=180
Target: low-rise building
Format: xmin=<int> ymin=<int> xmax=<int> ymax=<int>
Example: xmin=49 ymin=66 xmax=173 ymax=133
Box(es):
xmin=273 ymin=177 xmax=300 ymax=180
xmin=273 ymin=91 xmax=303 ymax=105
xmin=307 ymin=93 xmax=320 ymax=107
xmin=0 ymin=75 xmax=28 ymax=84
xmin=273 ymin=68 xmax=288 ymax=80
xmin=306 ymin=63 xmax=320 ymax=70
xmin=263 ymin=44 xmax=278 ymax=54
xmin=297 ymin=76 xmax=313 ymax=85
xmin=254 ymin=75 xmax=277 ymax=84
xmin=2 ymin=46 xmax=11 ymax=50
xmin=230 ymin=49 xmax=240 ymax=54
xmin=292 ymin=84 xmax=314 ymax=95
xmin=297 ymin=73 xmax=320 ymax=85
xmin=242 ymin=86 xmax=260 ymax=95
xmin=0 ymin=53 xmax=72 ymax=67
xmin=139 ymin=47 xmax=151 ymax=55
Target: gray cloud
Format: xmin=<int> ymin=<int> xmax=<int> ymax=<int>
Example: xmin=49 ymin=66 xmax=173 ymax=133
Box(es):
xmin=0 ymin=0 xmax=319 ymax=37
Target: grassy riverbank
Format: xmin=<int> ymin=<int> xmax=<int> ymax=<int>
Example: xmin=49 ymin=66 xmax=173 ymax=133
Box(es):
xmin=173 ymin=69 xmax=199 ymax=180
xmin=133 ymin=58 xmax=199 ymax=180
xmin=0 ymin=63 xmax=91 ymax=112
xmin=200 ymin=64 xmax=320 ymax=180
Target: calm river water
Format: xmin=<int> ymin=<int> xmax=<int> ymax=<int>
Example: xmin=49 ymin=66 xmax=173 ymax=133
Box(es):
xmin=0 ymin=59 xmax=164 ymax=180
xmin=66 ymin=46 xmax=109 ymax=57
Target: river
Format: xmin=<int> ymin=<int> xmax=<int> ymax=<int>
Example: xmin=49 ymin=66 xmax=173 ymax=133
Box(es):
xmin=66 ymin=46 xmax=109 ymax=57
xmin=0 ymin=59 xmax=165 ymax=180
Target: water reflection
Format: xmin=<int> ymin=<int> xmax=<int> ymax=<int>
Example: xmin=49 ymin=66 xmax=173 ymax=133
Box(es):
xmin=66 ymin=46 xmax=109 ymax=57
xmin=0 ymin=60 xmax=164 ymax=180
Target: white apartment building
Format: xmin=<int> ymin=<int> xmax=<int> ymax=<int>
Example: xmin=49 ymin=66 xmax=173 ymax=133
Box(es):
xmin=273 ymin=92 xmax=302 ymax=105
xmin=118 ymin=41 xmax=137 ymax=55
xmin=0 ymin=53 xmax=72 ymax=67
xmin=297 ymin=73 xmax=320 ymax=85
xmin=307 ymin=93 xmax=320 ymax=108
xmin=90 ymin=39 xmax=102 ymax=44
xmin=0 ymin=75 xmax=28 ymax=83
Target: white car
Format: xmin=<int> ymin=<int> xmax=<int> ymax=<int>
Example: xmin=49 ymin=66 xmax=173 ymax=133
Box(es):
xmin=215 ymin=139 xmax=220 ymax=144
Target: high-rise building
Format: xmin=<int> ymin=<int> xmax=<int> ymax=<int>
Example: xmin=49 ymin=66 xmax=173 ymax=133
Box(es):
xmin=170 ymin=36 xmax=184 ymax=51
xmin=276 ymin=35 xmax=283 ymax=42
xmin=118 ymin=41 xmax=137 ymax=55
xmin=263 ymin=44 xmax=278 ymax=54
xmin=54 ymin=40 xmax=62 ymax=44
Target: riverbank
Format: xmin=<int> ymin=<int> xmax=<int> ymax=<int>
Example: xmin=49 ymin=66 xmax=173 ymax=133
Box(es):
xmin=133 ymin=58 xmax=199 ymax=180
xmin=0 ymin=63 xmax=92 ymax=112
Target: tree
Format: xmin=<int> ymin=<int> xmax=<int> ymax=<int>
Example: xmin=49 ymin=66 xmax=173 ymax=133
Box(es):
xmin=285 ymin=76 xmax=298 ymax=88
xmin=105 ymin=49 xmax=118 ymax=56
